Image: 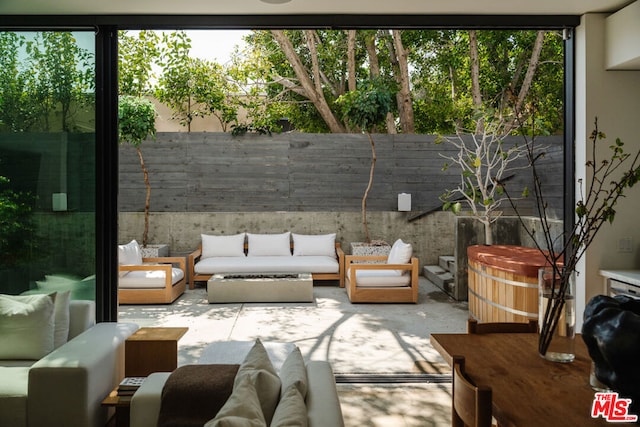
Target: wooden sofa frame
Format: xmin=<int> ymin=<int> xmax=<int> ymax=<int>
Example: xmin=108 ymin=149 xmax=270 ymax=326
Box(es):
xmin=188 ymin=242 xmax=345 ymax=289
xmin=119 ymin=256 xmax=187 ymax=304
xmin=345 ymin=255 xmax=419 ymax=303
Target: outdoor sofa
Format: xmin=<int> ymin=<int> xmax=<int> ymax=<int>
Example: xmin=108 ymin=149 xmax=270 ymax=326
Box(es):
xmin=0 ymin=295 xmax=138 ymax=427
xmin=188 ymin=232 xmax=345 ymax=288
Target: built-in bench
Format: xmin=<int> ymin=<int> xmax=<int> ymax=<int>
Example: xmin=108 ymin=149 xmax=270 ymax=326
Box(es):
xmin=188 ymin=232 xmax=345 ymax=288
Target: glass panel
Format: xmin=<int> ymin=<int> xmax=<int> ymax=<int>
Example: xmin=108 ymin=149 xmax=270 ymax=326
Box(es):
xmin=0 ymin=31 xmax=96 ymax=300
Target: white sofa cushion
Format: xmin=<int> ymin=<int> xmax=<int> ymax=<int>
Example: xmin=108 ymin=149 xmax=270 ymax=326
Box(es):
xmin=247 ymin=232 xmax=291 ymax=257
xmin=119 ymin=267 xmax=185 ymax=289
xmin=387 ymin=239 xmax=412 ymax=265
xmin=0 ymin=294 xmax=55 ymax=359
xmin=119 ymin=240 xmax=143 ymax=265
xmin=202 ymin=233 xmax=246 ymax=258
xmin=292 ymin=233 xmax=336 ymax=257
xmin=194 ymin=255 xmax=338 ymax=275
xmin=0 ymin=366 xmax=29 ymax=427
xmin=347 ymin=268 xmax=411 ymax=287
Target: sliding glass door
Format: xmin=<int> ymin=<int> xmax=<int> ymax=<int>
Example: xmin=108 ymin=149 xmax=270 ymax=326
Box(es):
xmin=0 ymin=30 xmax=96 ymax=300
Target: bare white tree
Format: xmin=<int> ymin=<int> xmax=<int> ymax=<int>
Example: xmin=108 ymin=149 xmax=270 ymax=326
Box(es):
xmin=439 ymin=114 xmax=534 ymax=244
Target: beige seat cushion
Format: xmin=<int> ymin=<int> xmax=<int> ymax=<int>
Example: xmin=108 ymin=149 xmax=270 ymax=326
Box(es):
xmin=119 ymin=267 xmax=185 ymax=289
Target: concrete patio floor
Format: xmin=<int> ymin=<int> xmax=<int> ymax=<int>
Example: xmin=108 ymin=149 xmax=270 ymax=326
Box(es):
xmin=118 ymin=277 xmax=469 ymax=426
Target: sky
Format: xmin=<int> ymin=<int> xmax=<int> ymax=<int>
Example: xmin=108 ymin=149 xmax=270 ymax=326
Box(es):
xmin=184 ymin=30 xmax=249 ymax=64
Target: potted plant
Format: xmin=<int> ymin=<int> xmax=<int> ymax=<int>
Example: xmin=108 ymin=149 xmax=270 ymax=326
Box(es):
xmin=504 ymin=118 xmax=640 ymax=362
xmin=336 ymin=78 xmax=393 ymax=254
xmin=0 ymin=175 xmax=38 ymax=294
xmin=118 ymin=95 xmax=167 ymax=256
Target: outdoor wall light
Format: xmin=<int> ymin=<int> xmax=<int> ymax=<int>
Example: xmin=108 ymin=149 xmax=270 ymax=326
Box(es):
xmin=259 ymin=0 xmax=292 ymax=4
xmin=398 ymin=193 xmax=411 ymax=212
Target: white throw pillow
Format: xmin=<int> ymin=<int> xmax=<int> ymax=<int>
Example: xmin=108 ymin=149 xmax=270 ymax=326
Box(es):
xmin=118 ymin=240 xmax=143 ymax=265
xmin=51 ymin=290 xmax=71 ymax=349
xmin=201 ymin=233 xmax=246 ymax=258
xmin=205 ymin=375 xmax=267 ymax=427
xmin=387 ymin=239 xmax=413 ymax=264
xmin=292 ymin=233 xmax=336 ymax=257
xmin=0 ymin=294 xmax=55 ymax=359
xmin=247 ymin=232 xmax=291 ymax=257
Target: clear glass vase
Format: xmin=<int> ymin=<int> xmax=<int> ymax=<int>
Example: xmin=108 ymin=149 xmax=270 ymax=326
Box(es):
xmin=538 ymin=266 xmax=576 ymax=363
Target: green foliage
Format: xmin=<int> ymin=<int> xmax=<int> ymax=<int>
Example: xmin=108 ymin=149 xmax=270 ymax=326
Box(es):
xmin=118 ymin=96 xmax=156 ymax=146
xmin=118 ymin=30 xmax=161 ymax=97
xmin=0 ymin=31 xmax=94 ymax=132
xmin=336 ymin=79 xmax=393 ymax=132
xmin=0 ymin=175 xmax=36 ymax=268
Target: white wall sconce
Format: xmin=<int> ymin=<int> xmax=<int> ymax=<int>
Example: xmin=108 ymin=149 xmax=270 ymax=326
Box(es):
xmin=52 ymin=193 xmax=67 ymax=212
xmin=398 ymin=193 xmax=411 ymax=212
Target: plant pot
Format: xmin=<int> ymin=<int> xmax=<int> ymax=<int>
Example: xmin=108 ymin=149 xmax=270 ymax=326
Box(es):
xmin=140 ymin=244 xmax=169 ymax=258
xmin=538 ymin=266 xmax=576 ymax=363
xmin=350 ymin=242 xmax=391 ymax=257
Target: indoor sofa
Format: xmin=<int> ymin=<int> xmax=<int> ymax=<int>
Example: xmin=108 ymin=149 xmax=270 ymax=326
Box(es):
xmin=0 ymin=294 xmax=139 ymax=427
xmin=130 ymin=339 xmax=344 ymax=427
xmin=188 ymin=232 xmax=345 ymax=288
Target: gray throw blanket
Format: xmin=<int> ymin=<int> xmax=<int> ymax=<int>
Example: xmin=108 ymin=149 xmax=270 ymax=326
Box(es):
xmin=157 ymin=364 xmax=240 ymax=427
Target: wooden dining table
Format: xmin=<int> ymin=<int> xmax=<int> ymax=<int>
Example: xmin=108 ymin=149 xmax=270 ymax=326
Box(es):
xmin=430 ymin=332 xmax=635 ymax=426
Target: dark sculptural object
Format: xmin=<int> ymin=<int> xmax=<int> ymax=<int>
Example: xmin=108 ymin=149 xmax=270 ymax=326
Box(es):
xmin=582 ymin=295 xmax=640 ymax=417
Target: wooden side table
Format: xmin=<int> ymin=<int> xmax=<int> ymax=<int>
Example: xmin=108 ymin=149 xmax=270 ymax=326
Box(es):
xmin=125 ymin=327 xmax=188 ymax=377
xmin=102 ymin=389 xmax=132 ymax=427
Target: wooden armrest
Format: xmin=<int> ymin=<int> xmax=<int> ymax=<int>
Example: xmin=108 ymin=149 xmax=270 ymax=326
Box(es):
xmin=119 ymin=264 xmax=172 ymax=272
xmin=142 ymin=256 xmax=186 ymax=270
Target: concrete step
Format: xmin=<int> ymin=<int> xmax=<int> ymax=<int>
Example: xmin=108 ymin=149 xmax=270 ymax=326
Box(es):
xmin=423 ymin=265 xmax=454 ymax=290
xmin=438 ymin=255 xmax=455 ymax=273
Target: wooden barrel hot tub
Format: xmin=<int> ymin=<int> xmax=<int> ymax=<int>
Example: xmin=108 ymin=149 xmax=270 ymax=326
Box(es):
xmin=467 ymin=245 xmax=550 ymax=323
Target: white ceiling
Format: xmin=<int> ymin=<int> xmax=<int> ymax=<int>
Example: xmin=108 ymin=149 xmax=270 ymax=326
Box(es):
xmin=0 ymin=0 xmax=635 ymax=16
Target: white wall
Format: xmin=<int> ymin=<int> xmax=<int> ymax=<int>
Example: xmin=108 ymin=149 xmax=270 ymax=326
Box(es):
xmin=575 ymin=13 xmax=640 ymax=329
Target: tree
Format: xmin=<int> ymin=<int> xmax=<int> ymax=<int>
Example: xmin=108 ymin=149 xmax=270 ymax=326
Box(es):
xmin=118 ymin=30 xmax=161 ymax=97
xmin=118 ymin=96 xmax=157 ymax=247
xmin=25 ymin=32 xmax=94 ymax=132
xmin=438 ymin=110 xmax=533 ymax=244
xmin=336 ymin=79 xmax=393 ymax=242
xmin=155 ymin=31 xmax=195 ymax=130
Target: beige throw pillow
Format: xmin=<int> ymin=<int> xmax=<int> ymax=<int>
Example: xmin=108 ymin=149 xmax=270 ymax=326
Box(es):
xmin=204 ymin=375 xmax=267 ymax=427
xmin=234 ymin=339 xmax=282 ymax=425
xmin=51 ymin=290 xmax=71 ymax=348
xmin=270 ymin=384 xmax=308 ymax=427
xmin=279 ymin=347 xmax=308 ymax=398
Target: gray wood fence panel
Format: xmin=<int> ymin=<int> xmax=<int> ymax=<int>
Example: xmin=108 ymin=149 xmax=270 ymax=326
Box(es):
xmin=118 ymin=132 xmax=564 ymax=215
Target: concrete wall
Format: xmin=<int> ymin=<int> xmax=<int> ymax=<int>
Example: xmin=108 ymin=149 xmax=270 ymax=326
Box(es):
xmin=118 ymin=210 xmax=456 ymax=269
xmin=575 ymin=13 xmax=640 ymax=329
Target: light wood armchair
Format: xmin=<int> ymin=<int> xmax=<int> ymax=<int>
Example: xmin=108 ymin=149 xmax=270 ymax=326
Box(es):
xmin=119 ymin=256 xmax=187 ymax=304
xmin=344 ymin=254 xmax=419 ymax=303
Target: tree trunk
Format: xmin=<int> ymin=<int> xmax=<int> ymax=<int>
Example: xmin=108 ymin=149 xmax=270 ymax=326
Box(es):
xmin=347 ymin=30 xmax=357 ymax=92
xmin=271 ymin=30 xmax=346 ymax=133
xmin=469 ymin=30 xmax=483 ymax=133
xmin=515 ymin=31 xmax=546 ymax=114
xmin=391 ymin=30 xmax=415 ymax=134
xmin=484 ymin=221 xmax=493 ymax=245
xmin=136 ymin=147 xmax=151 ymax=247
xmin=362 ymin=132 xmax=376 ymax=243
